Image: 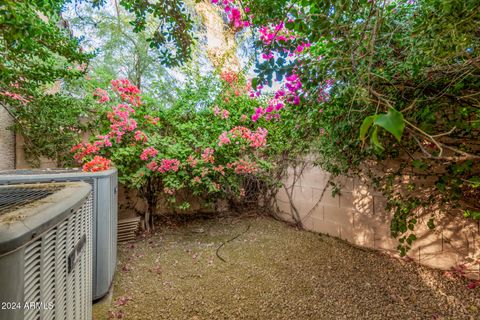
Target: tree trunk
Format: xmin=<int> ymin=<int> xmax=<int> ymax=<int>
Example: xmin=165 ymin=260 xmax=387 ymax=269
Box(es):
xmin=140 ymin=177 xmax=159 ymax=232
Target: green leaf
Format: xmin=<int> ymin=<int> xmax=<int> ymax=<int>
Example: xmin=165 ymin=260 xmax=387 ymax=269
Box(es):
xmin=371 ymin=127 xmax=384 ymax=150
xmin=359 ymin=115 xmax=377 ymax=141
xmin=436 ymin=181 xmax=446 ymax=192
xmin=412 ymin=159 xmax=427 ymax=171
xmin=374 ymin=108 xmax=405 ymax=142
xmin=251 ymin=77 xmax=258 ymax=90
xmin=467 ymin=176 xmax=480 ymax=188
xmin=406 ymin=234 xmax=417 ymax=245
xmin=464 ymin=210 xmax=480 ymax=220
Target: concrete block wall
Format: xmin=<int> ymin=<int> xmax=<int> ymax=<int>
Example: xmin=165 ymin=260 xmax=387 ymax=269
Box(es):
xmin=0 ymin=113 xmax=55 ymax=170
xmin=15 ymin=135 xmax=56 ymax=169
xmin=276 ymin=163 xmax=480 ymax=278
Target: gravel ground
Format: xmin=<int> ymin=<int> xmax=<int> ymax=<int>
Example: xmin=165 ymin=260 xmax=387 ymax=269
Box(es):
xmin=93 ymin=215 xmax=480 ymax=320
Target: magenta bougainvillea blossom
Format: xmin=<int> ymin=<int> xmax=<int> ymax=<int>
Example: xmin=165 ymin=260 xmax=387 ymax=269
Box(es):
xmin=201 ymin=147 xmax=215 ymax=164
xmin=206 ymin=7 xmax=330 ymax=123
xmin=134 ymin=130 xmax=148 ymax=143
xmin=211 ymin=0 xmax=251 ymax=30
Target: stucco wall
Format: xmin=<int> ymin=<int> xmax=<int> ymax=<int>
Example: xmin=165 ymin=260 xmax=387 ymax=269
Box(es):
xmin=0 ymin=107 xmax=15 ymax=170
xmin=275 ymin=162 xmax=480 ymax=278
xmin=14 ymin=135 xmax=56 ymax=169
xmin=0 ymin=108 xmax=54 ymax=170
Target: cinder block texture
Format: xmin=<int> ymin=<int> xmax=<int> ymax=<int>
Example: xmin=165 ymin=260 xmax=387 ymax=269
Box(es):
xmin=275 ymin=163 xmax=480 ymax=278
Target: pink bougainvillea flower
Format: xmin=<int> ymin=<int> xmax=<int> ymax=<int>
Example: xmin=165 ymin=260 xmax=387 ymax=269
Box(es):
xmin=249 ymin=127 xmax=268 ymax=148
xmin=218 ymin=126 xmax=268 ymax=147
xmin=111 ymin=79 xmax=142 ymax=106
xmin=144 ymin=115 xmax=159 ymax=125
xmin=157 ymin=159 xmax=180 ymax=173
xmin=146 ymin=161 xmax=158 ymax=171
xmin=192 ymin=176 xmax=202 ymax=184
xmin=186 ymin=155 xmax=198 ymax=168
xmin=222 ymin=109 xmax=230 ymax=119
xmin=71 ymin=142 xmax=100 ymax=163
xmin=292 ymin=95 xmax=300 ymax=105
xmin=211 ymin=0 xmax=251 ymax=31
xmin=0 ymin=91 xmax=30 ymax=105
xmin=262 ymin=52 xmax=274 ymax=60
xmin=140 ymin=147 xmax=158 ymax=161
xmin=218 ymin=131 xmax=231 ymax=146
xmin=229 ymin=159 xmax=258 ymax=174
xmin=134 ymin=130 xmax=148 ymax=143
xmin=93 ymin=88 xmax=110 ymax=103
xmin=201 ymin=148 xmax=215 ymax=163
xmin=82 ymin=156 xmax=111 ymax=172
xmin=213 ymin=165 xmax=225 ymax=176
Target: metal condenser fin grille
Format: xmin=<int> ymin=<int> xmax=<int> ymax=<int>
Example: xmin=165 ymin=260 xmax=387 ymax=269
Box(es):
xmin=22 ymin=194 xmax=92 ymax=320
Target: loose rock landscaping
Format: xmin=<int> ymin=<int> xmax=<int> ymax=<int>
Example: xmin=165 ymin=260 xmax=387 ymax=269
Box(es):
xmin=94 ymin=215 xmax=479 ymax=320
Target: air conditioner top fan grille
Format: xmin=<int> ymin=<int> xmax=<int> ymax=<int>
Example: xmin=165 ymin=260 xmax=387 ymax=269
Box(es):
xmin=0 ymin=168 xmax=82 ymax=175
xmin=0 ymin=168 xmax=117 ymax=186
xmin=0 ymin=185 xmax=62 ymax=215
xmin=0 ymin=182 xmax=92 ymax=255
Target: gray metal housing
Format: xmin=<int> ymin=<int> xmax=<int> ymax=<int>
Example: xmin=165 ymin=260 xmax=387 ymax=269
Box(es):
xmin=0 ymin=182 xmax=93 ymax=320
xmin=0 ymin=168 xmax=118 ymax=300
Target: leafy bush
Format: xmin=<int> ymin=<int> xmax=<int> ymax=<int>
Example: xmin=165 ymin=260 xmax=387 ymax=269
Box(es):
xmin=72 ymin=72 xmax=300 ymax=230
xmin=241 ymin=0 xmax=480 ymax=253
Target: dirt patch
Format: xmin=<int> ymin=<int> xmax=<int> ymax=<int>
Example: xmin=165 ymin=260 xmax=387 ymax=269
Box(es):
xmin=93 ymin=215 xmax=479 ymax=320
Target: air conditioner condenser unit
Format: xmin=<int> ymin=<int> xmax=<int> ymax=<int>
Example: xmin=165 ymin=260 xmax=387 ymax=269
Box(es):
xmin=0 ymin=182 xmax=92 ymax=320
xmin=0 ymin=169 xmax=118 ymax=300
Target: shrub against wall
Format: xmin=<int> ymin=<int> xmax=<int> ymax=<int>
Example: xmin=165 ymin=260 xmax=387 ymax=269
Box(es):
xmin=71 ymin=72 xmax=304 ymax=230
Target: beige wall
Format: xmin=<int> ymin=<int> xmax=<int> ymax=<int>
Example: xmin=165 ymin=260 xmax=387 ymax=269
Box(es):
xmin=15 ymin=135 xmax=56 ymax=169
xmin=0 ymin=110 xmax=56 ymax=170
xmin=276 ymin=162 xmax=480 ymax=278
xmin=0 ymin=107 xmax=15 ymax=170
